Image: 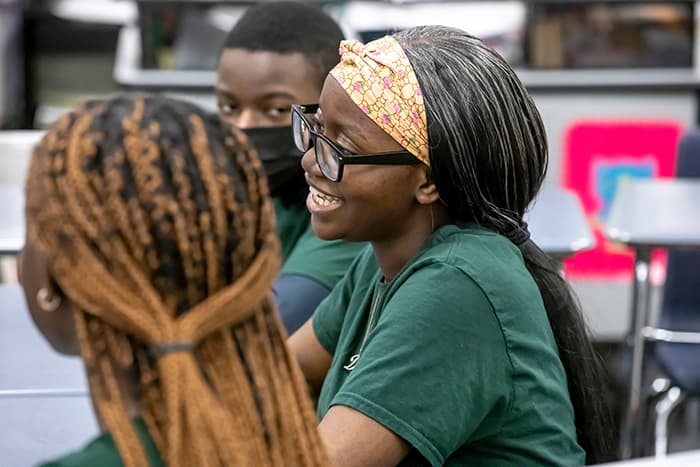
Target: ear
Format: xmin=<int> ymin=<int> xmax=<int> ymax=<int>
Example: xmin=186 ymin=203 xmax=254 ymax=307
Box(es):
xmin=20 ymin=241 xmax=79 ymax=355
xmin=414 ymin=166 xmax=440 ymax=206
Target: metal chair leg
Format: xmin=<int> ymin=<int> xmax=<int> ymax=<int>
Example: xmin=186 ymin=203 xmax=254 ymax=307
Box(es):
xmin=636 ymin=378 xmax=672 ymax=457
xmin=621 ymin=249 xmax=653 ymax=458
xmin=654 ymin=386 xmax=684 ymax=458
xmin=650 ymin=378 xmax=671 ymax=397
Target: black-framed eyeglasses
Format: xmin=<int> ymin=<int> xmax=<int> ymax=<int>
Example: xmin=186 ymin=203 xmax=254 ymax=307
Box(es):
xmin=291 ymin=104 xmax=420 ymax=182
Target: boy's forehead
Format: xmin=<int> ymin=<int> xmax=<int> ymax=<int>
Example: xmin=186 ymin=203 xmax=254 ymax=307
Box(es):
xmin=216 ymin=49 xmax=324 ymax=104
xmin=218 ymin=49 xmax=318 ymax=84
xmin=216 ymin=49 xmax=321 ymax=105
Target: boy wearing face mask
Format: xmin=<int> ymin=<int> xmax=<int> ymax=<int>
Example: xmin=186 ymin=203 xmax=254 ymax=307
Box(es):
xmin=216 ymin=2 xmax=365 ymax=334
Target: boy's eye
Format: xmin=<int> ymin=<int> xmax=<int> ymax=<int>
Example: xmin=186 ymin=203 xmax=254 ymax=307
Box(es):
xmin=218 ymin=103 xmax=236 ymax=115
xmin=267 ymin=107 xmax=291 ymax=118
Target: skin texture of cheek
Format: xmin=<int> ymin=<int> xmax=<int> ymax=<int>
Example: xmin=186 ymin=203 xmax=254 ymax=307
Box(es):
xmin=311 ymin=166 xmax=419 ymax=243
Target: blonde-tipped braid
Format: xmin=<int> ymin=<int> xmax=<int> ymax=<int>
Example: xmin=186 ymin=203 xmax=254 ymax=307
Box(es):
xmin=26 ymin=97 xmax=327 ymax=467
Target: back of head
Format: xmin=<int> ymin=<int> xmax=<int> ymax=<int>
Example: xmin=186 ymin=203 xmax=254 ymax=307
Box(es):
xmin=222 ymin=1 xmax=344 ymax=84
xmin=25 ymin=96 xmax=326 ymax=466
xmin=394 ymin=26 xmax=545 ymax=233
xmin=393 ymin=26 xmax=615 ymax=463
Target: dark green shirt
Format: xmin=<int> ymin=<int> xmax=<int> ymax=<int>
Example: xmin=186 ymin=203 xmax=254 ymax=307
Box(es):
xmin=38 ymin=418 xmax=163 ymax=467
xmin=274 ymin=197 xmax=365 ymax=289
xmin=314 ymin=224 xmax=585 ymax=466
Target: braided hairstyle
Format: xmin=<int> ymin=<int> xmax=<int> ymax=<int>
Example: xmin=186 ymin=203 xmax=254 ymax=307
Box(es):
xmin=25 ymin=96 xmax=327 ymax=467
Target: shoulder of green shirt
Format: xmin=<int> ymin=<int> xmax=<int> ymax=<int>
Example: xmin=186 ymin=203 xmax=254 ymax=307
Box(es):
xmin=37 ymin=418 xmax=164 ymax=467
xmin=313 ymin=223 xmax=584 ymax=465
xmin=311 ymin=245 xmax=378 ymax=355
xmin=281 ymin=224 xmax=368 ymax=290
xmin=311 ymin=222 xmax=518 ymax=356
xmin=273 ymin=197 xmax=310 ymax=262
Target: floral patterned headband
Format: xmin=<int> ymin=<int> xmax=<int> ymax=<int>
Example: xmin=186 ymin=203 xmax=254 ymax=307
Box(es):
xmin=329 ymin=36 xmax=429 ymax=166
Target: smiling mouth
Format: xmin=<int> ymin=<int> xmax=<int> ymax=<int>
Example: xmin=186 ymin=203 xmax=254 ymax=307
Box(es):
xmin=309 ymin=185 xmax=342 ymax=206
xmin=306 ymin=184 xmax=344 ymax=214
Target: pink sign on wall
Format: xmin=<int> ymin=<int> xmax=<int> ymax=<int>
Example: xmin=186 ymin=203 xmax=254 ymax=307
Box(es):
xmin=562 ymin=121 xmax=682 ymax=280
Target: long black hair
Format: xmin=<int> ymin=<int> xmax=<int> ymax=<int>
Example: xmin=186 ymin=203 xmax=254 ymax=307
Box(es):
xmin=394 ymin=26 xmax=614 ymax=464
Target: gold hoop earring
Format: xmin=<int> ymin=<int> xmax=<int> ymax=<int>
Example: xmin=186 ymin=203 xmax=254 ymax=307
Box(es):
xmin=37 ymin=288 xmax=61 ymax=312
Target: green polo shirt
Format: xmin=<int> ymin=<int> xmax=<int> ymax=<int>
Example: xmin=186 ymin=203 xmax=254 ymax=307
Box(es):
xmin=313 ymin=223 xmax=585 ymax=466
xmin=38 ymin=418 xmax=163 ymax=467
xmin=274 ymin=197 xmax=365 ymax=289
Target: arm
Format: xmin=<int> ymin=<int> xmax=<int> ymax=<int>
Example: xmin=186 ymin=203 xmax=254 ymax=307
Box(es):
xmin=289 ymin=322 xmax=408 ymax=466
xmin=287 ymin=248 xmax=366 ymax=396
xmin=319 ymin=406 xmax=410 ymax=467
xmin=279 ymin=229 xmax=367 ymax=333
xmin=273 ymin=273 xmax=330 ymax=335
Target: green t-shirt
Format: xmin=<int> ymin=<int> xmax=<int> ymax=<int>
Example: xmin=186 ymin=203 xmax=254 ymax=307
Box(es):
xmin=313 ymin=224 xmax=585 ymax=467
xmin=274 ymin=197 xmax=365 ymax=289
xmin=38 ymin=418 xmax=163 ymax=467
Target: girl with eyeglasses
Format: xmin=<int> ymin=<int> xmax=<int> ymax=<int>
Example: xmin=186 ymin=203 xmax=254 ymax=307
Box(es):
xmin=289 ymin=26 xmax=614 ymax=466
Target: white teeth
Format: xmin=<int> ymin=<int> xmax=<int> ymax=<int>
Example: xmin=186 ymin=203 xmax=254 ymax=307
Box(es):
xmin=310 ymin=186 xmax=341 ymax=207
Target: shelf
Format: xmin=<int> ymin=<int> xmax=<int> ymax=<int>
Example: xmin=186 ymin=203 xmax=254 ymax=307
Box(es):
xmin=115 ymin=24 xmax=700 ymax=93
xmin=517 ymin=68 xmax=700 ymax=92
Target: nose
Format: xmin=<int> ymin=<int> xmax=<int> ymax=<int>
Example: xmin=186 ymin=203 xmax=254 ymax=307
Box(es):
xmin=233 ymin=109 xmax=262 ymax=129
xmin=301 ymin=148 xmax=321 ymax=176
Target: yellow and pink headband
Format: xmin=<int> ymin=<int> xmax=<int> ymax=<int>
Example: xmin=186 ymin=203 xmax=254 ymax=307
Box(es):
xmin=329 ymin=36 xmax=430 ymax=167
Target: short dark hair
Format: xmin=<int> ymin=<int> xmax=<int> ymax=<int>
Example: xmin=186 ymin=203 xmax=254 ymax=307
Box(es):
xmin=222 ymin=1 xmax=344 ymax=83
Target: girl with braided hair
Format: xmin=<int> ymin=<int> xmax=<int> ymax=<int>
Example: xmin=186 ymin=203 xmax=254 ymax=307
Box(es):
xmin=19 ymin=96 xmax=326 ymax=466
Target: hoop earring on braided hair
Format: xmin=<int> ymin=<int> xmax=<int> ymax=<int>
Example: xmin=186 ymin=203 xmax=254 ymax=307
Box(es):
xmin=37 ymin=288 xmax=61 ymax=312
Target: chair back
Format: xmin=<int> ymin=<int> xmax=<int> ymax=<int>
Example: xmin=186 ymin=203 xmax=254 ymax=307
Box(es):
xmin=656 ymin=129 xmax=700 ymax=395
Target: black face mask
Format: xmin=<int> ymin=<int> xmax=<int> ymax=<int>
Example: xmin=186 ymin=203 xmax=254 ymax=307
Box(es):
xmin=242 ymin=126 xmax=307 ymax=203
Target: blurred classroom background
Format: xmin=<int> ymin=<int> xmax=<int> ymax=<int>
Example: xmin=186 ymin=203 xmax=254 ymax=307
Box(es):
xmin=2 ymin=1 xmax=700 ymax=466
